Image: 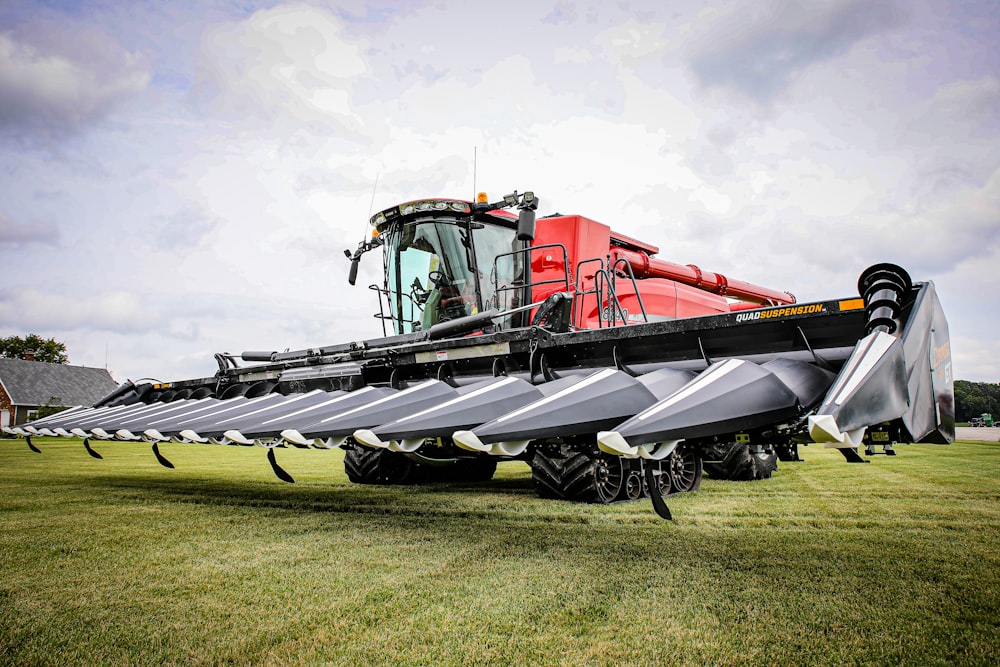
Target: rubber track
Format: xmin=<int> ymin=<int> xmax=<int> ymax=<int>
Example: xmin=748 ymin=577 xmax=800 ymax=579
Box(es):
xmin=345 ymin=447 xmax=497 ymax=485
xmin=562 ymin=451 xmax=607 ymax=502
xmin=702 ymin=443 xmax=778 ymax=481
xmin=344 ymin=447 xmax=419 ymax=485
xmin=449 ymin=458 xmax=498 ymax=483
xmin=531 ymin=447 xmax=622 ymax=503
xmin=529 ymin=450 xmax=565 ymax=499
xmin=343 ymin=446 xmax=378 ymax=484
xmin=430 ymin=458 xmax=498 ymax=483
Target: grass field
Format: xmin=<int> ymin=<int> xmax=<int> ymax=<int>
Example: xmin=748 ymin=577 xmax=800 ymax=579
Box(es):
xmin=1 ymin=436 xmax=998 ymax=666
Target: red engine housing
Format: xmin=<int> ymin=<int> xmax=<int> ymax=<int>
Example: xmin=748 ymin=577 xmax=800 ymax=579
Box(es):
xmin=528 ymin=215 xmax=794 ymax=329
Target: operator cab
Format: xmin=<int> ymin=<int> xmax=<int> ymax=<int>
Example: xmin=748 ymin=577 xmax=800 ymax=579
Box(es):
xmin=370 ymin=198 xmax=521 ymax=335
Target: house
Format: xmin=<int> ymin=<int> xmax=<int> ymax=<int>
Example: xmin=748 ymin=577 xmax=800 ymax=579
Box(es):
xmin=0 ymin=357 xmax=119 ymax=429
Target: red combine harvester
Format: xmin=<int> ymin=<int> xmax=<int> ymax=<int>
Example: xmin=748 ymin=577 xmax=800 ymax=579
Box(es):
xmin=9 ymin=191 xmax=954 ymax=518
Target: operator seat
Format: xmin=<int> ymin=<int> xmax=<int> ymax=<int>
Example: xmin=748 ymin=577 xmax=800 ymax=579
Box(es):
xmin=422 ymin=288 xmax=444 ymax=329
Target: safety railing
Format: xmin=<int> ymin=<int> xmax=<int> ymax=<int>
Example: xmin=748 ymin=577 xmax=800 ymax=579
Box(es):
xmin=490 ymin=243 xmax=572 ymax=329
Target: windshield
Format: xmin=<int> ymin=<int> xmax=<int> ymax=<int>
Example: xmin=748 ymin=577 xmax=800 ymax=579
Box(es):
xmin=383 ymin=219 xmax=517 ymax=334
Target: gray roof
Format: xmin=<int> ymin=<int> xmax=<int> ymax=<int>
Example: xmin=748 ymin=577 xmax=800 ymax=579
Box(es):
xmin=0 ymin=358 xmax=119 ymax=408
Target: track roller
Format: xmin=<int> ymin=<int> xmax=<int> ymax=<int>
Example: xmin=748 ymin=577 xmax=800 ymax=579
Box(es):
xmin=664 ymin=444 xmax=703 ymax=493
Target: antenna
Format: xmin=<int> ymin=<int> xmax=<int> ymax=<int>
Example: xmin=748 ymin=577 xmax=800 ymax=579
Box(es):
xmin=473 ymin=146 xmax=477 ymax=198
xmin=347 ymin=173 xmax=381 ymax=287
xmin=366 ymin=172 xmax=380 ymax=221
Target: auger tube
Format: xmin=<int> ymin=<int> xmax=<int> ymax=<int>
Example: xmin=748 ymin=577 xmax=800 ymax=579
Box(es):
xmin=610 ymin=247 xmax=796 ymax=306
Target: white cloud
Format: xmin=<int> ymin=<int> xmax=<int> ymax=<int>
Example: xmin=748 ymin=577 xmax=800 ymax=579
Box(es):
xmin=0 ymin=289 xmax=156 ymax=334
xmin=596 ymin=19 xmax=670 ymax=66
xmin=686 ymin=0 xmax=905 ymax=103
xmin=873 ymin=168 xmax=1000 ymax=271
xmin=930 ymin=76 xmax=1000 ymax=120
xmin=950 ymin=335 xmax=1000 ymax=385
xmin=193 ymin=4 xmax=369 ymax=137
xmin=553 ymin=46 xmax=592 ymax=65
xmin=0 ymin=25 xmax=149 ymax=139
xmin=0 ymin=211 xmax=59 ymax=246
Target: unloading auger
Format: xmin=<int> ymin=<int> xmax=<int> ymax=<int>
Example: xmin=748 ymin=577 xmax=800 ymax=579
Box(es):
xmin=5 ymin=191 xmax=955 ymax=519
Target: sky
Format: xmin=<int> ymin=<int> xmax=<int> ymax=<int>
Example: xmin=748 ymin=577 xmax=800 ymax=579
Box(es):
xmin=0 ymin=0 xmax=998 ymax=386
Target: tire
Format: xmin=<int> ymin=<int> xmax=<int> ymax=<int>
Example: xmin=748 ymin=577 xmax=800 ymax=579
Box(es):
xmin=344 ymin=447 xmax=421 ymax=485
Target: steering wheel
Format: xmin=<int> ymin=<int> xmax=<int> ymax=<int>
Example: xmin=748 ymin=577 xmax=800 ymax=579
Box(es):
xmin=427 ymin=270 xmax=452 ymax=289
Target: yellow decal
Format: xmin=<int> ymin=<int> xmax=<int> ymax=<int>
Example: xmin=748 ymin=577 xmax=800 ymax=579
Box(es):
xmin=838 ymin=298 xmax=865 ymax=311
xmin=735 ymin=303 xmax=824 ymax=323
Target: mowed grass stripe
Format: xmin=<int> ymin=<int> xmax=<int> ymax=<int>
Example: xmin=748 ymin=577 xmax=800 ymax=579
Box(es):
xmin=1 ymin=437 xmax=997 ymax=666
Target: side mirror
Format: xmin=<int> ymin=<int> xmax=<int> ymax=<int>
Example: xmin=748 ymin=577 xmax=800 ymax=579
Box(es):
xmin=348 ymin=256 xmax=361 ymax=285
xmin=517 ymin=208 xmax=536 ymax=242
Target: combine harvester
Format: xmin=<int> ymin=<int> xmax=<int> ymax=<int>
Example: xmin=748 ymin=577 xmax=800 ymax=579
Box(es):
xmin=7 ymin=191 xmax=955 ymax=518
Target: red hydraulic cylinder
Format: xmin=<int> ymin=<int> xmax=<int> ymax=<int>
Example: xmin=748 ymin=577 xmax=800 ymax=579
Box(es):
xmin=610 ymin=247 xmax=795 ymax=306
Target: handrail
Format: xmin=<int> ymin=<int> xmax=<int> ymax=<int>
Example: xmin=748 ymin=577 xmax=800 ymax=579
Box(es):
xmin=611 ymin=257 xmax=648 ymax=324
xmin=491 ymin=243 xmax=572 ymax=328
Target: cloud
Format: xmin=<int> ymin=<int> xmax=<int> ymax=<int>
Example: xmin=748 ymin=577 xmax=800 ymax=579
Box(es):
xmin=542 ymin=2 xmax=579 ymax=25
xmin=0 ymin=22 xmax=150 ymax=141
xmin=0 ymin=211 xmax=59 ymax=246
xmin=688 ymin=0 xmax=905 ymax=103
xmin=151 ymin=208 xmax=221 ymax=251
xmin=0 ymin=288 xmax=157 ymax=334
xmin=193 ymin=4 xmax=369 ymax=139
xmin=904 ymin=76 xmax=1000 ymax=154
xmin=874 ymin=167 xmax=1000 ymax=273
xmin=747 ymin=165 xmax=998 ymax=281
xmin=950 ymin=335 xmax=1000 ymax=386
xmin=596 ymin=19 xmax=670 ymax=67
xmin=378 ymin=54 xmax=587 ymax=136
xmin=929 ymin=76 xmax=1000 ymax=121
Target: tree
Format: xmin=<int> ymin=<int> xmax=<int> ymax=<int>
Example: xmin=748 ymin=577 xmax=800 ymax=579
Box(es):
xmin=0 ymin=334 xmax=69 ymax=364
xmin=954 ymin=380 xmax=1000 ymax=422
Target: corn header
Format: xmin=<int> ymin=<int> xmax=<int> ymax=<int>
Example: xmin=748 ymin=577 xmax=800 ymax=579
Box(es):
xmin=7 ymin=190 xmax=955 ymax=519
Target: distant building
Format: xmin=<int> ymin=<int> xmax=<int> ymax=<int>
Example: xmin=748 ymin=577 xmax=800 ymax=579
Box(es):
xmin=0 ymin=357 xmax=119 ymax=429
